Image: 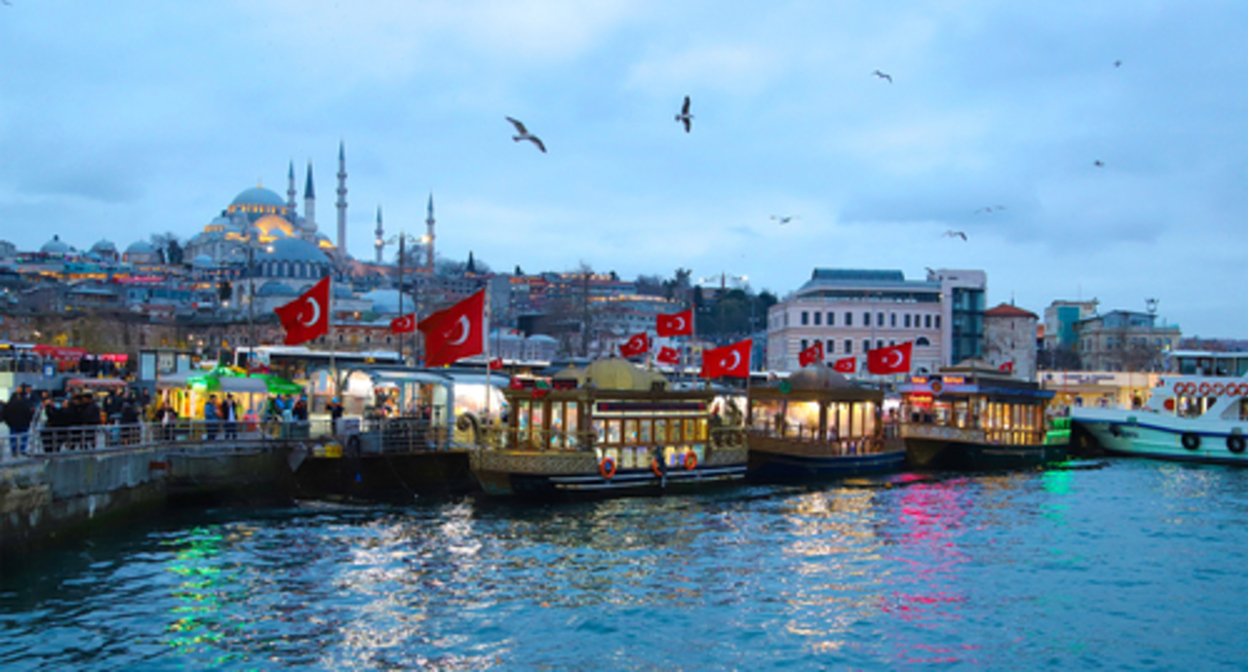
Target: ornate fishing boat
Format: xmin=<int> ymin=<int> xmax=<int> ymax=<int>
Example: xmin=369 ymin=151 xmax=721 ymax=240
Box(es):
xmin=469 ymin=359 xmax=748 ymax=498
xmin=897 ymin=361 xmax=1068 ymax=470
xmin=745 ymin=368 xmax=905 ymax=481
xmin=1072 ymin=374 xmax=1248 ymax=465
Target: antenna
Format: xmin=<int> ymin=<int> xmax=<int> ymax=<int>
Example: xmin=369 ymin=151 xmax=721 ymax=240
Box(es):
xmin=1146 ymin=298 xmax=1158 ymax=315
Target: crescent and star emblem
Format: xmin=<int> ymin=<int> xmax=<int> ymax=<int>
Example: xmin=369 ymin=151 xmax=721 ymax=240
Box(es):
xmin=673 ymin=316 xmax=686 ymax=331
xmin=299 ymin=297 xmax=321 ymax=327
xmin=447 ymin=315 xmax=471 ymax=346
xmin=725 ymin=351 xmax=741 ymax=369
xmin=886 ymin=350 xmax=904 ymax=367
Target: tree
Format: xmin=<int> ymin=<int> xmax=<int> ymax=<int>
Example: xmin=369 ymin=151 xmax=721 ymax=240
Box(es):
xmin=217 ymin=280 xmax=233 ymax=303
xmin=166 ymin=240 xmax=185 ymax=266
xmin=635 ymin=274 xmax=664 ymax=296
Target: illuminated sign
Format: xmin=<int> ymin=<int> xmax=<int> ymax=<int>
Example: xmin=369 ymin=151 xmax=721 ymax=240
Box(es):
xmin=910 ymin=376 xmax=928 ymax=384
xmin=943 ymin=375 xmax=966 ymax=385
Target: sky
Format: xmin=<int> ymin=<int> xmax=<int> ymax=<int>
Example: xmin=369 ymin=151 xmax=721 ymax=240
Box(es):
xmin=1 ymin=1 xmax=1246 ymax=336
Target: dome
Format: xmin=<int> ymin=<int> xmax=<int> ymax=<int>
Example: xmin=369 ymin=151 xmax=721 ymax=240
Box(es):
xmin=361 ymin=289 xmax=417 ymax=314
xmin=41 ymin=235 xmax=73 ymax=255
xmin=191 ymin=254 xmax=215 ymax=269
xmin=786 ymin=368 xmax=853 ymax=391
xmin=256 ymin=281 xmax=298 ymax=297
xmin=253 ymin=214 xmax=295 ymax=242
xmin=333 ymin=285 xmax=354 ymax=300
xmin=584 ymin=358 xmax=668 ymax=391
xmin=230 ymin=187 xmax=286 ymax=208
xmin=256 ymin=237 xmax=330 ymax=264
xmin=125 ymin=240 xmax=154 ymax=254
xmin=90 ymin=239 xmax=116 ymax=253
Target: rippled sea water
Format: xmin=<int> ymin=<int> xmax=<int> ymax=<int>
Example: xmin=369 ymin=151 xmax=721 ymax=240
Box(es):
xmin=3 ymin=459 xmax=1248 ymax=670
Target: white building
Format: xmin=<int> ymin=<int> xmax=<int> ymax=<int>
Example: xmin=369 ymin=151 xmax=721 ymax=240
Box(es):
xmin=766 ymin=268 xmax=988 ymax=374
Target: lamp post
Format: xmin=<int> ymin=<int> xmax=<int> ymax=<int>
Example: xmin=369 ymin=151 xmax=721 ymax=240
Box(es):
xmin=247 ymin=230 xmax=255 ymax=374
xmin=380 ymin=231 xmax=429 ymax=365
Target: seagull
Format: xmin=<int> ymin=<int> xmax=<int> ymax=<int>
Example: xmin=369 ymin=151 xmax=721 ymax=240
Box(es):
xmin=675 ymin=95 xmax=693 ymax=133
xmin=975 ymin=205 xmax=1006 ymax=214
xmin=1094 ymin=160 xmax=1104 ymax=167
xmin=944 ymin=230 xmax=968 ymax=241
xmin=872 ymin=70 xmax=893 ymax=83
xmin=1114 ymin=60 xmax=1122 ymax=68
xmin=505 ymin=117 xmax=546 ymax=153
xmin=771 ymin=215 xmax=799 ymax=224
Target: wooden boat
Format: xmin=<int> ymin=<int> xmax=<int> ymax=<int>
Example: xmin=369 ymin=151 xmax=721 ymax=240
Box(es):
xmin=745 ymin=368 xmax=905 ymax=481
xmin=469 ymin=359 xmax=748 ymax=498
xmin=897 ymin=361 xmax=1068 ymax=470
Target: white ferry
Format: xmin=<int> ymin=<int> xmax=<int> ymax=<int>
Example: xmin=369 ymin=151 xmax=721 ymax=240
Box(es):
xmin=1071 ymin=351 xmax=1248 ymax=465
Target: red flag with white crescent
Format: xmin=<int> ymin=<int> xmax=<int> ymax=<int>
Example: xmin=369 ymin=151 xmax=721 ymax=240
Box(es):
xmin=274 ymin=277 xmax=330 ymax=346
xmin=619 ymin=332 xmax=650 ymax=358
xmin=866 ymin=341 xmax=913 ymax=375
xmin=701 ymin=339 xmax=751 ymax=378
xmin=657 ymin=346 xmax=680 ymax=365
xmin=656 ymin=309 xmax=694 ymax=337
xmin=798 ymin=340 xmax=824 ymax=368
xmin=998 ymin=361 xmax=1014 ymax=373
xmin=390 ymin=313 xmax=417 ymax=334
xmin=417 ymin=290 xmax=485 ymax=367
xmin=832 ymin=356 xmax=856 ymax=373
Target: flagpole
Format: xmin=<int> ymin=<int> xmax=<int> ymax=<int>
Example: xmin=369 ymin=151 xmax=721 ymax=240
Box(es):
xmin=397 ymin=234 xmax=405 ymax=365
xmin=483 ymin=289 xmax=491 ymax=429
xmin=329 ymin=271 xmax=337 ymax=414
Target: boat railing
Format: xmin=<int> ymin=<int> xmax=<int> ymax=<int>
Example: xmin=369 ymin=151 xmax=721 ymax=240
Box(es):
xmin=472 ymin=424 xmax=747 ymax=453
xmin=745 ymin=426 xmax=886 ymax=455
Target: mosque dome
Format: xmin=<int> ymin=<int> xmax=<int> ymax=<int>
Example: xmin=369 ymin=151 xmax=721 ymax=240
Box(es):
xmin=90 ymin=239 xmax=116 ymax=254
xmin=191 ymin=254 xmax=215 ymax=269
xmin=257 ymin=237 xmax=330 ymax=264
xmin=41 ymin=235 xmax=73 ymax=255
xmin=230 ymin=187 xmax=286 ymax=208
xmin=361 ymin=289 xmax=417 ymax=314
xmin=253 ymin=214 xmax=296 ymax=243
xmin=256 ymin=281 xmax=298 ymax=297
xmin=125 ymin=240 xmax=154 ymax=255
xmin=333 ymin=285 xmax=354 ymax=300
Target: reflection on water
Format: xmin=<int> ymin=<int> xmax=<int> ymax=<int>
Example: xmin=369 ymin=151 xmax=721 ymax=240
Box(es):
xmin=4 ymin=461 xmax=1248 ymax=669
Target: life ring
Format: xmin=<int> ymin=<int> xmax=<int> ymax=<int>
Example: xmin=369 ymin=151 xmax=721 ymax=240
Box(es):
xmin=599 ymin=456 xmax=617 ymax=479
xmin=1181 ymin=382 xmax=1195 ymax=395
xmin=1213 ymin=383 xmax=1225 ymax=396
xmin=930 ymin=380 xmax=944 ymax=396
xmin=684 ymin=451 xmax=698 ymax=470
xmin=651 ymin=458 xmax=665 ymax=477
xmin=1172 ymin=381 xmax=1183 ymax=395
xmin=1238 ymin=383 xmax=1248 ymax=397
xmin=1199 ymin=383 xmax=1212 ymax=396
xmin=1227 ymin=434 xmax=1246 ymax=454
xmin=1181 ymin=433 xmax=1201 ymax=451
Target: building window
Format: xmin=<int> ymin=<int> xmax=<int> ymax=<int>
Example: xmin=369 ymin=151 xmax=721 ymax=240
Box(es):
xmin=846 ymin=312 xmax=853 ymax=326
xmin=827 ymin=339 xmax=834 ymax=354
xmin=877 ymin=340 xmax=884 ymax=349
xmin=801 ymin=339 xmax=808 ymax=351
xmin=813 ymin=312 xmax=821 ymax=326
xmin=890 ymin=313 xmax=896 ymax=327
xmin=916 ymin=336 xmax=931 ymax=346
xmin=863 ymin=312 xmax=870 ymax=326
xmin=801 ymin=311 xmax=809 ymax=325
xmin=845 ymin=340 xmax=853 ymax=354
xmin=935 ymin=316 xmax=941 ymax=329
xmin=827 ymin=312 xmax=835 ymax=326
xmin=863 ymin=339 xmax=871 ymax=354
xmin=925 ymin=315 xmax=932 ymax=329
xmin=877 ymin=313 xmax=884 ymax=327
xmin=905 ymin=314 xmax=911 ymax=328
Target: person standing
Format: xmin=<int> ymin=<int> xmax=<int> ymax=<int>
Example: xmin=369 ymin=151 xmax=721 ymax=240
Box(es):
xmin=326 ymin=397 xmax=344 ymax=435
xmin=3 ymin=384 xmax=35 ymax=456
xmin=222 ymin=393 xmax=238 ymax=440
xmin=204 ymin=394 xmax=220 ymax=440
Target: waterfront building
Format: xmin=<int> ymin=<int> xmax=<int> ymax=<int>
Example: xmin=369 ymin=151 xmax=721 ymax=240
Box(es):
xmin=984 ymin=303 xmax=1040 ymax=380
xmin=766 ymin=268 xmax=987 ymax=374
xmin=1042 ymin=299 xmax=1098 ymax=351
xmin=1074 ymin=310 xmax=1181 ymax=372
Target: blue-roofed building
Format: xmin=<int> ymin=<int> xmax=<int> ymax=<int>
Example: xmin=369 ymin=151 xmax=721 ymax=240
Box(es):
xmin=766 ymin=267 xmax=988 ymax=374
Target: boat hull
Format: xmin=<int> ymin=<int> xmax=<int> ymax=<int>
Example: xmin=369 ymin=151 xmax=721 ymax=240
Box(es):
xmin=746 ymin=434 xmax=906 ymax=482
xmin=904 ymin=437 xmax=1067 ymax=470
xmin=469 ymin=447 xmax=748 ymax=499
xmin=1071 ymin=407 xmax=1248 ymax=466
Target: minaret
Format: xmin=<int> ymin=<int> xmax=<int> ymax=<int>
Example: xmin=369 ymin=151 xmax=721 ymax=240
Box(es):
xmin=336 ymin=140 xmax=348 ymax=263
xmin=286 ymin=161 xmax=297 ymax=212
xmin=303 ymin=160 xmax=317 ymax=235
xmin=374 ymin=206 xmax=384 ymax=264
xmin=425 ymin=192 xmax=435 ymax=272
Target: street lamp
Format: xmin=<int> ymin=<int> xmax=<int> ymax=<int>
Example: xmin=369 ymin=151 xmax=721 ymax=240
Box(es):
xmin=380 ymin=231 xmax=429 ymax=364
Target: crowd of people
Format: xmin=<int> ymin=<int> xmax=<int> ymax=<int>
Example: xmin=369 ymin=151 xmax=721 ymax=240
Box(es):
xmin=1 ymin=384 xmax=149 ymax=456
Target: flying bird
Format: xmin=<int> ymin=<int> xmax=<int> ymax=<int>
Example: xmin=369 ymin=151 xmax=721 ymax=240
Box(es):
xmin=975 ymin=205 xmax=1007 ymax=214
xmin=675 ymin=96 xmax=693 ymax=133
xmin=872 ymin=70 xmax=893 ymax=83
xmin=505 ymin=117 xmax=546 ymax=153
xmin=1114 ymin=60 xmax=1122 ymax=68
xmin=771 ymin=215 xmax=799 ymax=224
xmin=944 ymin=230 xmax=968 ymax=241
xmin=1093 ymin=160 xmax=1104 ymax=167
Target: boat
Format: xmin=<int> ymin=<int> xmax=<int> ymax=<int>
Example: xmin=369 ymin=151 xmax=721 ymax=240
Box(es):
xmin=896 ymin=361 xmax=1068 ymax=470
xmin=744 ymin=368 xmax=905 ymax=481
xmin=1071 ymin=374 xmax=1248 ymax=465
xmin=469 ymin=359 xmax=748 ymax=498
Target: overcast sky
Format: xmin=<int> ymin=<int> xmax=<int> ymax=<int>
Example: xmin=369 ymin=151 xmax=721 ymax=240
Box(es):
xmin=1 ymin=1 xmax=1245 ymax=336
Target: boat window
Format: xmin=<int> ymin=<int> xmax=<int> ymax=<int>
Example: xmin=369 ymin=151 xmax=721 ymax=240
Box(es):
xmin=655 ymin=419 xmax=667 ymax=445
xmin=684 ymin=418 xmax=697 ymax=443
xmin=566 ymin=402 xmax=579 ymax=448
xmin=861 ymin=402 xmax=876 ymax=437
xmin=624 ymin=419 xmax=639 ymax=445
xmin=838 ymin=404 xmax=851 ymax=440
xmin=551 ymin=403 xmax=565 ymax=449
xmin=639 ymin=419 xmax=652 ymax=444
xmin=593 ymin=419 xmax=607 ymax=445
xmin=606 ymin=419 xmax=621 ymax=445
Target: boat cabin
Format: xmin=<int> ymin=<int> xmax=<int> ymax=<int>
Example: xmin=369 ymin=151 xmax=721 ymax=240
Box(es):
xmin=896 ymin=364 xmax=1054 ymax=446
xmin=746 ymin=368 xmax=886 ymax=455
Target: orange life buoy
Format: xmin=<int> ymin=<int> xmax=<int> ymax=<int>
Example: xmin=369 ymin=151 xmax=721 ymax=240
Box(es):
xmin=651 ymin=458 xmax=664 ymax=477
xmin=1172 ymin=381 xmax=1183 ymax=395
xmin=1238 ymin=384 xmax=1248 ymax=397
xmin=930 ymin=380 xmax=944 ymax=396
xmin=599 ymin=457 xmax=617 ymax=479
xmin=1199 ymin=382 xmax=1212 ymax=396
xmin=1184 ymin=382 xmax=1198 ymax=395
xmin=684 ymin=451 xmax=698 ymax=470
xmin=1213 ymin=383 xmax=1226 ymax=396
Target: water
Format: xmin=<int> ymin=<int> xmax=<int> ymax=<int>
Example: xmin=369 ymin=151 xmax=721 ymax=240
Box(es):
xmin=3 ymin=460 xmax=1248 ymax=670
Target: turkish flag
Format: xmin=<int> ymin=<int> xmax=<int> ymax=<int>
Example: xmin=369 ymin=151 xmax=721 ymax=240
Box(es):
xmin=798 ymin=341 xmax=824 ymax=368
xmin=657 ymin=346 xmax=680 ymax=365
xmin=274 ymin=277 xmax=330 ymax=346
xmin=866 ymin=341 xmax=912 ymax=375
xmin=702 ymin=339 xmax=751 ymax=378
xmin=390 ymin=313 xmax=417 ymax=334
xmin=417 ymin=289 xmax=485 ymax=367
xmin=998 ymin=361 xmax=1014 ymax=373
xmin=656 ymin=309 xmax=694 ymax=337
xmin=619 ymin=332 xmax=649 ymax=358
xmin=832 ymin=356 xmax=856 ymax=373
xmin=489 ymin=357 xmax=504 ymax=370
